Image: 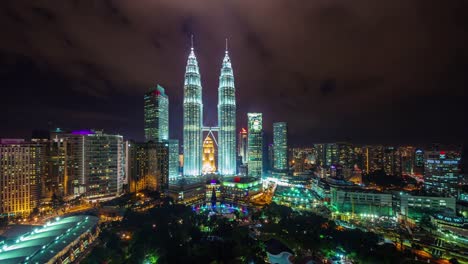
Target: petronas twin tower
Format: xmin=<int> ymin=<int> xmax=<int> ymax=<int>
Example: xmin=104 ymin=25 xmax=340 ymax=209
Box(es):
xmin=183 ymin=39 xmax=236 ymax=177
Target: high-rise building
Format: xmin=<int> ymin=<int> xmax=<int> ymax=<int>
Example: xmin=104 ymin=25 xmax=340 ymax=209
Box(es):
xmin=144 ymin=85 xmax=169 ymax=142
xmin=217 ymin=44 xmax=237 ymax=176
xmin=128 ymin=141 xmax=169 ymax=193
xmin=337 ymin=142 xmax=355 ymax=169
xmin=128 ymin=142 xmax=155 ymax=193
xmin=415 ymin=149 xmax=424 ymax=167
xmin=273 ymin=122 xmax=288 ymax=171
xmin=325 ymin=143 xmax=338 ymax=167
xmin=55 ymin=130 xmax=125 ymax=200
xmin=247 ymin=113 xmax=263 ymax=178
xmin=383 ymin=146 xmax=402 ymax=176
xmin=363 ymin=145 xmax=384 ymax=173
xmin=155 ymin=142 xmax=170 ymax=191
xmin=238 ymin=128 xmax=248 ymax=165
xmin=40 ymin=131 xmax=68 ymax=198
xmin=268 ymin=144 xmax=274 ymax=172
xmin=202 ymin=135 xmax=216 ymax=174
xmin=424 ymin=150 xmax=461 ymax=197
xmin=399 ymin=146 xmax=415 ymax=175
xmin=0 ymin=139 xmax=45 ymax=216
xmin=81 ymin=131 xmax=125 ymax=200
xmin=183 ymin=43 xmax=203 ymax=177
xmin=168 ymin=139 xmax=180 ymax=179
xmin=314 ymin=144 xmax=325 ymax=167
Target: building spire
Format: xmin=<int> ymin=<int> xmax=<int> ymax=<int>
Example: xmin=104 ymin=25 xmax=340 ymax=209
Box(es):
xmin=191 ymin=34 xmax=194 ymax=51
xmin=225 ymin=38 xmax=228 ymax=54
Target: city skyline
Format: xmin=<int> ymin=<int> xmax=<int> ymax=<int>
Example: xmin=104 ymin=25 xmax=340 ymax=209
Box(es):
xmin=1 ymin=2 xmax=467 ymax=263
xmin=1 ymin=1 xmax=467 ymax=146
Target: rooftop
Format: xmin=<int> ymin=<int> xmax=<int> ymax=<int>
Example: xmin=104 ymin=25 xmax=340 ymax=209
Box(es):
xmin=0 ymin=215 xmax=99 ymax=264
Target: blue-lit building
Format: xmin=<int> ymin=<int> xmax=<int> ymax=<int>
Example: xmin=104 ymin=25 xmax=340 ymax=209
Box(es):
xmin=183 ymin=43 xmax=203 ymax=177
xmin=415 ymin=149 xmax=424 ymax=167
xmin=168 ymin=139 xmax=180 ymax=179
xmin=273 ymin=122 xmax=288 ymax=172
xmin=424 ymin=151 xmax=461 ymax=197
xmin=217 ymin=44 xmax=237 ymax=176
xmin=144 ymin=85 xmax=169 ymax=142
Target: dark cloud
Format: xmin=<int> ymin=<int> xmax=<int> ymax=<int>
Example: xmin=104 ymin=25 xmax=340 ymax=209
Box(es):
xmin=0 ymin=0 xmax=467 ymax=145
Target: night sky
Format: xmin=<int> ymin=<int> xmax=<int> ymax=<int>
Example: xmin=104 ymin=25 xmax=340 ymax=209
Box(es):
xmin=1 ymin=0 xmax=467 ymax=146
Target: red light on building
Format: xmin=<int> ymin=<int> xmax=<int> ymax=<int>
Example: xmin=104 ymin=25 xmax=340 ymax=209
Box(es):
xmin=234 ymin=176 xmax=241 ymax=182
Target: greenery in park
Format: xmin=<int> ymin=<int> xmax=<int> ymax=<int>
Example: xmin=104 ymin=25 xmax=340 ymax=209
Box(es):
xmin=83 ymin=201 xmax=410 ymax=264
xmin=255 ymin=203 xmax=411 ymax=264
xmin=82 ymin=204 xmax=265 ymax=264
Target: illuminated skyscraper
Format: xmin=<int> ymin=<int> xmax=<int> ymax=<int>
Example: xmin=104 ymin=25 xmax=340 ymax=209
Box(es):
xmin=155 ymin=142 xmax=170 ymax=191
xmin=168 ymin=139 xmax=180 ymax=179
xmin=144 ymin=85 xmax=169 ymax=142
xmin=325 ymin=143 xmax=338 ymax=166
xmin=0 ymin=139 xmax=44 ymax=216
xmin=383 ymin=146 xmax=402 ymax=176
xmin=238 ymin=128 xmax=248 ymax=164
xmin=56 ymin=130 xmax=125 ymax=199
xmin=273 ymin=122 xmax=288 ymax=171
xmin=337 ymin=142 xmax=355 ymax=169
xmin=399 ymin=146 xmax=415 ymax=175
xmin=415 ymin=149 xmax=424 ymax=167
xmin=247 ymin=113 xmax=263 ymax=177
xmin=183 ymin=40 xmax=203 ymax=176
xmin=218 ymin=42 xmax=236 ymax=176
xmin=363 ymin=145 xmax=384 ymax=173
xmin=424 ymin=150 xmax=461 ymax=197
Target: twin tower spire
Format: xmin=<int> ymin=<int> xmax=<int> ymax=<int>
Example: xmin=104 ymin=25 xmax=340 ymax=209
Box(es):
xmin=183 ymin=36 xmax=237 ymax=177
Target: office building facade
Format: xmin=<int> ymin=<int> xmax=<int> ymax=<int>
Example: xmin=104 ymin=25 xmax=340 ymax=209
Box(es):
xmin=247 ymin=113 xmax=263 ymax=177
xmin=0 ymin=139 xmax=45 ymax=216
xmin=273 ymin=122 xmax=288 ymax=171
xmin=183 ymin=44 xmax=203 ymax=176
xmin=168 ymin=139 xmax=180 ymax=179
xmin=217 ymin=46 xmax=237 ymax=176
xmin=424 ymin=150 xmax=461 ymax=197
xmin=144 ymin=85 xmax=169 ymax=142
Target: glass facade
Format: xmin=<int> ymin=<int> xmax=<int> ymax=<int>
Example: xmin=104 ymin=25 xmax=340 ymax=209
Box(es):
xmin=57 ymin=131 xmax=125 ymax=199
xmin=168 ymin=139 xmax=179 ymax=179
xmin=424 ymin=151 xmax=461 ymax=197
xmin=128 ymin=141 xmax=169 ymax=192
xmin=84 ymin=133 xmax=125 ymax=200
xmin=218 ymin=49 xmax=237 ymax=175
xmin=144 ymin=85 xmax=169 ymax=142
xmin=364 ymin=145 xmax=384 ymax=173
xmin=383 ymin=146 xmax=402 ymax=176
xmin=325 ymin=143 xmax=338 ymax=166
xmin=337 ymin=143 xmax=355 ymax=169
xmin=247 ymin=113 xmax=263 ymax=178
xmin=273 ymin=122 xmax=288 ymax=171
xmin=155 ymin=142 xmax=169 ymax=191
xmin=183 ymin=46 xmax=203 ymax=176
xmin=415 ymin=149 xmax=424 ymax=167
